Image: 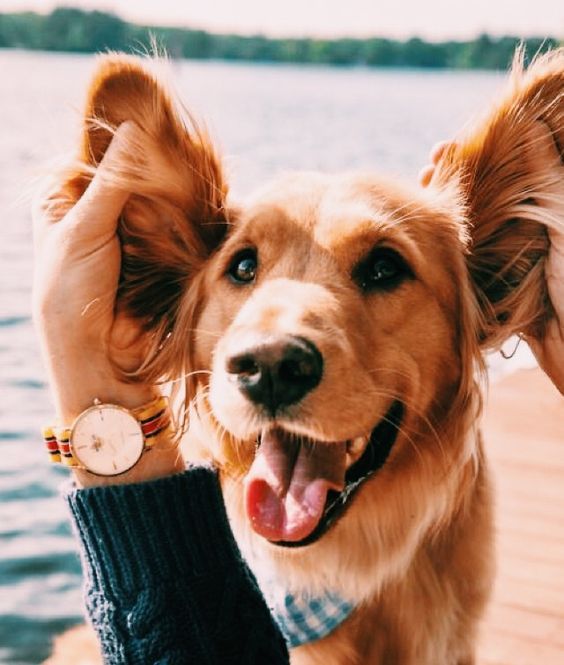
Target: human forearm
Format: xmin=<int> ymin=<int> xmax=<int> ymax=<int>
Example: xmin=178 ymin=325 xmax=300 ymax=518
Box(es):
xmin=34 ymin=124 xmax=185 ymax=487
xmin=65 ymin=468 xmax=290 ymax=664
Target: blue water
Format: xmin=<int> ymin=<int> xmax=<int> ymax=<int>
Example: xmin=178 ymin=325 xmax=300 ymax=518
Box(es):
xmin=0 ymin=50 xmax=536 ymax=664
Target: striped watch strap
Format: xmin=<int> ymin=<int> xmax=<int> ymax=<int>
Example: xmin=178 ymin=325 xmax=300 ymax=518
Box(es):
xmin=42 ymin=395 xmax=173 ymax=467
xmin=42 ymin=427 xmax=68 ymax=465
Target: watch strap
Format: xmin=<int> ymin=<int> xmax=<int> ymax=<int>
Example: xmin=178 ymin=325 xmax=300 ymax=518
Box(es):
xmin=42 ymin=426 xmax=69 ymax=465
xmin=42 ymin=395 xmax=173 ymax=468
xmin=133 ymin=395 xmax=172 ymax=443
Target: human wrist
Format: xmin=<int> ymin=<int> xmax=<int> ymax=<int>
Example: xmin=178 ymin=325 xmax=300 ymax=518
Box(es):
xmin=61 ymin=393 xmax=184 ymax=488
xmin=44 ymin=356 xmax=185 ymax=487
xmin=72 ymin=442 xmax=185 ymax=489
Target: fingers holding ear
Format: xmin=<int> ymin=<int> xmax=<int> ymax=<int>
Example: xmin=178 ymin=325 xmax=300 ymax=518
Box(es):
xmin=429 ymin=140 xmax=451 ymax=165
xmin=64 ymin=121 xmax=138 ymax=243
xmin=418 ymin=164 xmax=435 ymax=188
xmin=419 ymin=140 xmax=453 ymax=187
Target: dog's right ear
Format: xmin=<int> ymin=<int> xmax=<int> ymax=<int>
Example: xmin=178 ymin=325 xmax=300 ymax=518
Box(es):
xmin=431 ymin=48 xmax=563 ymax=351
xmin=62 ymin=54 xmax=228 ymax=346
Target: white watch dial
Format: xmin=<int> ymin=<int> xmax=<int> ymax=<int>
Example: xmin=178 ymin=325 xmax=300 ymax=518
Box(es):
xmin=71 ymin=404 xmax=144 ymax=476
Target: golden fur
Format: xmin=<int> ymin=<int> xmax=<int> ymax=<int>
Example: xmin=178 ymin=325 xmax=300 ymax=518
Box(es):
xmin=47 ymin=49 xmax=563 ymax=664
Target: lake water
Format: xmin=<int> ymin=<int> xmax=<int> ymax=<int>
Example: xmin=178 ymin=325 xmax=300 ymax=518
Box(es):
xmin=0 ymin=50 xmax=537 ymax=664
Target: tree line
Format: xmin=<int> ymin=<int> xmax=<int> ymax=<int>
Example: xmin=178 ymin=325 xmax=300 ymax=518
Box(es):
xmin=0 ymin=7 xmax=560 ymax=69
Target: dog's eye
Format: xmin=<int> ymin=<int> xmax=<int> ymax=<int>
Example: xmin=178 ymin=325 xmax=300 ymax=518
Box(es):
xmin=353 ymin=247 xmax=412 ymax=292
xmin=227 ymin=249 xmax=258 ymax=284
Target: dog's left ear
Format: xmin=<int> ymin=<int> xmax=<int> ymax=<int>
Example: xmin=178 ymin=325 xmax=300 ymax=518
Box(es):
xmin=431 ymin=49 xmax=563 ymax=350
xmin=60 ymin=54 xmax=229 ymax=348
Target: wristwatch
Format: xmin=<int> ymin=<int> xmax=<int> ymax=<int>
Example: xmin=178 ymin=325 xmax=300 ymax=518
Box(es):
xmin=42 ymin=395 xmax=174 ymax=476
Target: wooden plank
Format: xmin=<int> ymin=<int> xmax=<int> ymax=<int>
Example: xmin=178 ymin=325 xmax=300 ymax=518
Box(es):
xmin=477 ymin=368 xmax=564 ymax=665
xmin=482 ymin=604 xmax=563 ymax=643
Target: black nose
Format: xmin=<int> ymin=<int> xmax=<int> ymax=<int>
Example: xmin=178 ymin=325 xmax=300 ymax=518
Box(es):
xmin=226 ymin=335 xmax=323 ymax=414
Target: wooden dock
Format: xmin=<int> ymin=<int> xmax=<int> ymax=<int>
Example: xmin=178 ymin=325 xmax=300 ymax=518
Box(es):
xmin=478 ymin=368 xmax=564 ymax=665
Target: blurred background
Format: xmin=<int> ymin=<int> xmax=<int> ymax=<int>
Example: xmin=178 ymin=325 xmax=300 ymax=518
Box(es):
xmin=0 ymin=1 xmax=562 ymax=663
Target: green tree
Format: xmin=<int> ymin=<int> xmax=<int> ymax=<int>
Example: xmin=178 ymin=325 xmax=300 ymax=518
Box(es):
xmin=0 ymin=12 xmax=44 ymax=49
xmin=0 ymin=8 xmax=560 ymax=70
xmin=364 ymin=39 xmax=400 ymax=66
xmin=40 ymin=8 xmax=125 ymax=52
xmin=401 ymin=37 xmax=447 ymax=67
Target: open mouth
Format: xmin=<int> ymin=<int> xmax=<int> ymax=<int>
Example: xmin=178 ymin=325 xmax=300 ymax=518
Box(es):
xmin=244 ymin=400 xmax=404 ymax=548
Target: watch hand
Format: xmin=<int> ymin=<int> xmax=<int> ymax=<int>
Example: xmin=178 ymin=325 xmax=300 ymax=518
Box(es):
xmin=90 ymin=435 xmax=102 ymax=452
xmin=90 ymin=434 xmax=117 ymax=455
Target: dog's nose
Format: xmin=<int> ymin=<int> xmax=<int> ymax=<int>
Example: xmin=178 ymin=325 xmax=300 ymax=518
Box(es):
xmin=226 ymin=335 xmax=323 ymax=413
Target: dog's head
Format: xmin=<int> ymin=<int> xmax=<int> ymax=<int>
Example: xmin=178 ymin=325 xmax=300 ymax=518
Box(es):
xmin=195 ymin=173 xmax=473 ymax=550
xmin=61 ymin=52 xmax=563 ymax=595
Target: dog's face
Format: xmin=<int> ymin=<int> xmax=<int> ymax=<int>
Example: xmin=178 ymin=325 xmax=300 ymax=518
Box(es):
xmin=193 ymin=173 xmax=471 ymax=555
xmin=64 ymin=53 xmax=560 ymax=597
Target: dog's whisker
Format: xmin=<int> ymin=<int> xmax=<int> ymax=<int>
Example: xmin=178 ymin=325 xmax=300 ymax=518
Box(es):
xmin=169 ymin=369 xmax=212 ymax=385
xmin=356 ymin=386 xmax=450 ymax=471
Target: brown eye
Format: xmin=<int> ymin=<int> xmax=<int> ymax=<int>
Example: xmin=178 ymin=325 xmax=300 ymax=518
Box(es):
xmin=228 ymin=249 xmax=257 ymax=284
xmin=353 ymin=247 xmax=412 ymax=292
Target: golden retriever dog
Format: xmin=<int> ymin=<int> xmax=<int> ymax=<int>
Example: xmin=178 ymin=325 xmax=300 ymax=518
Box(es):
xmin=47 ymin=49 xmax=563 ymax=664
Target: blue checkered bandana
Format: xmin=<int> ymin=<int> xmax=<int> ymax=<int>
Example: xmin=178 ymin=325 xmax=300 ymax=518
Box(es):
xmin=266 ymin=589 xmax=355 ymax=648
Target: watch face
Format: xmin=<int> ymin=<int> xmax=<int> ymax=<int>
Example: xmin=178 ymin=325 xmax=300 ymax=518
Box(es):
xmin=71 ymin=404 xmax=144 ymax=476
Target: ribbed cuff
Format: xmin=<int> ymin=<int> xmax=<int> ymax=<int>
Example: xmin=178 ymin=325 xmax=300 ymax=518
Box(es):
xmin=64 ymin=467 xmax=243 ymax=598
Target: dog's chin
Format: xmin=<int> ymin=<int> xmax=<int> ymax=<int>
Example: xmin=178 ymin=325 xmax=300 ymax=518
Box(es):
xmin=253 ymin=400 xmax=404 ymax=549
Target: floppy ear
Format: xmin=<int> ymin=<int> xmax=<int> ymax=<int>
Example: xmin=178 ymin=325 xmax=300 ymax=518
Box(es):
xmin=432 ymin=48 xmax=563 ymax=350
xmin=61 ymin=54 xmax=228 ymax=352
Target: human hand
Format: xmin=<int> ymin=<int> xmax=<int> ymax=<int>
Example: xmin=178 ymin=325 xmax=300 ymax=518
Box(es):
xmin=418 ymin=141 xmax=451 ymax=188
xmin=419 ymin=142 xmax=564 ymax=394
xmin=525 ymin=226 xmax=564 ymax=394
xmin=33 ymin=122 xmax=184 ymax=485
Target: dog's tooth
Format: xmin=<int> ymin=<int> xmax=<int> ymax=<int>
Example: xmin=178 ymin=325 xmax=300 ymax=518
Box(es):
xmin=348 ymin=436 xmax=366 ymax=454
xmin=346 ymin=436 xmax=368 ymax=466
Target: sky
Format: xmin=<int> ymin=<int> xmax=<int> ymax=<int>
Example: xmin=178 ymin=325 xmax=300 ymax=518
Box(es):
xmin=3 ymin=0 xmax=564 ymax=40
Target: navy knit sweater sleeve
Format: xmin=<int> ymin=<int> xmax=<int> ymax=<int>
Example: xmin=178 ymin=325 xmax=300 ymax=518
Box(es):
xmin=64 ymin=467 xmax=290 ymax=664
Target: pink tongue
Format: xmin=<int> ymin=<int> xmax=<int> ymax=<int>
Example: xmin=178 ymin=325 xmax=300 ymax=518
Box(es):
xmin=245 ymin=429 xmax=347 ymax=542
